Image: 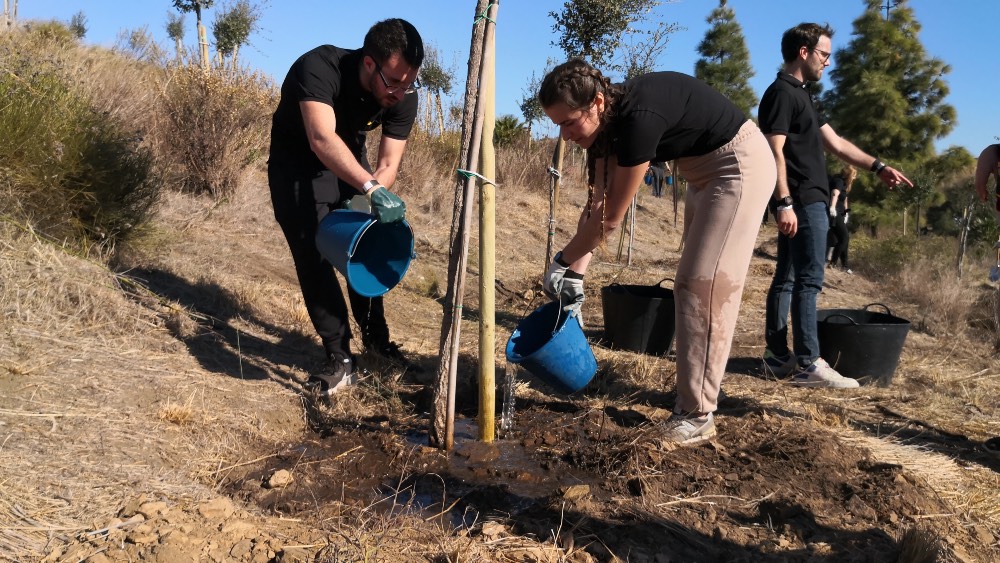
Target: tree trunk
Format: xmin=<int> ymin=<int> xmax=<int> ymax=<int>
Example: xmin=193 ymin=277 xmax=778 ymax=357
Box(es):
xmin=175 ymin=37 xmax=184 ymax=64
xmin=429 ymin=0 xmax=490 ymax=450
xmin=435 ymin=92 xmax=445 ymax=135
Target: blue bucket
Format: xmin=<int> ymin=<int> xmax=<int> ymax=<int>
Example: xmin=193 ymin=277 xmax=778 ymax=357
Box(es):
xmin=315 ymin=210 xmax=414 ymax=298
xmin=505 ymin=301 xmax=598 ymax=394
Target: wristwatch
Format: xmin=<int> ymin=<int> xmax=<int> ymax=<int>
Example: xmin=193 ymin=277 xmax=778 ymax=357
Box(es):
xmin=777 ymin=195 xmax=793 ymax=207
xmin=362 ymin=179 xmax=380 ymax=194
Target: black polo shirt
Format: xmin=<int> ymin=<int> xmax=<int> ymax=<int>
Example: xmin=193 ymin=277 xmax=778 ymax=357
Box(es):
xmin=758 ymin=72 xmax=828 ymax=205
xmin=268 ymin=45 xmax=418 ymax=176
xmin=608 ymin=72 xmax=746 ymax=166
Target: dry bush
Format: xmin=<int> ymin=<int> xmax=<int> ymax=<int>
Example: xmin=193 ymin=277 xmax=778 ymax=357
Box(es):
xmin=157 ymin=65 xmax=276 ymax=197
xmin=889 ymin=254 xmax=979 ymax=337
xmin=0 ymin=25 xmax=161 ymax=248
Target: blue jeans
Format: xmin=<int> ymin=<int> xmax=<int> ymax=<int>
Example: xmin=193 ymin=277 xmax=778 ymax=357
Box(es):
xmin=764 ymin=201 xmax=829 ymax=367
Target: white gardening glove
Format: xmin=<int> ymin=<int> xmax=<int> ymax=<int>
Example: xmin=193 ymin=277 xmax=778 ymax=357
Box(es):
xmin=560 ymin=273 xmax=585 ymax=326
xmin=543 ymin=252 xmax=570 ymax=299
xmin=829 ymin=207 xmax=837 ymax=218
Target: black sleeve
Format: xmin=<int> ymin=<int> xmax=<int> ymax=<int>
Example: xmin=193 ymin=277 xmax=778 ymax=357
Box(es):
xmin=292 ymin=51 xmax=340 ymax=105
xmin=758 ymin=88 xmax=794 ymax=135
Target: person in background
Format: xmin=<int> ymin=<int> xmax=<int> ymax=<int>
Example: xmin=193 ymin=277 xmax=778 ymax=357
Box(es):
xmin=760 ymin=22 xmax=912 ymax=388
xmin=975 ymin=144 xmax=1000 ymax=220
xmin=645 ymin=161 xmax=667 ymax=197
xmin=538 ymin=58 xmax=776 ymax=446
xmin=268 ymin=18 xmax=423 ymax=396
xmin=827 ymin=166 xmax=855 ymax=273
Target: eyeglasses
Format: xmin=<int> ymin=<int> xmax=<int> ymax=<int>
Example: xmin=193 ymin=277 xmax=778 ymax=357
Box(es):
xmin=375 ymin=62 xmax=421 ymax=94
xmin=810 ymin=47 xmax=832 ymax=63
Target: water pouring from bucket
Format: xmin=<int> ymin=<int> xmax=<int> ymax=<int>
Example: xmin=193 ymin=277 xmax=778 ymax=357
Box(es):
xmin=505 ymin=301 xmax=598 ymax=394
xmin=315 ymin=209 xmax=414 ymax=298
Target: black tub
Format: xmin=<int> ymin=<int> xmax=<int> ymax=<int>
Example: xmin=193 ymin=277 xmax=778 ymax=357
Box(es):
xmin=817 ymin=303 xmax=910 ymax=386
xmin=601 ymin=278 xmax=675 ymax=356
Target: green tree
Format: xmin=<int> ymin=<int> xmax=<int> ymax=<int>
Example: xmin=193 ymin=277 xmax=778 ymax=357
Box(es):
xmin=419 ymin=44 xmax=453 ymax=135
xmin=822 ymin=0 xmax=955 ymax=180
xmin=519 ymin=70 xmax=546 ymax=141
xmin=166 ymin=11 xmax=186 ymax=63
xmin=172 ymin=0 xmax=215 ymax=68
xmin=493 ymin=114 xmax=525 ymax=148
xmin=69 ymin=11 xmax=87 ymax=39
xmin=211 ymin=0 xmax=263 ymax=70
xmin=549 ymin=0 xmax=679 ymax=78
xmin=694 ymin=0 xmax=756 ymax=118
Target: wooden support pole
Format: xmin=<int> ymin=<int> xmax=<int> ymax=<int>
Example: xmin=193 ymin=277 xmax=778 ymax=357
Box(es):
xmin=477 ymin=17 xmax=497 ymax=443
xmin=545 ymin=139 xmax=566 ymax=266
xmin=429 ymin=0 xmax=489 ymax=450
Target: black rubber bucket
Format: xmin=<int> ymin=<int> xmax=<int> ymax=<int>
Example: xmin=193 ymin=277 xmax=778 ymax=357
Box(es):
xmin=816 ymin=303 xmax=910 ymax=387
xmin=600 ymin=278 xmax=675 ymax=356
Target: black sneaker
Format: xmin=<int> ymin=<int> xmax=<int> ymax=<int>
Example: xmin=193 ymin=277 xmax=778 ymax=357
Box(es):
xmin=306 ymin=356 xmax=355 ymax=397
xmin=365 ymin=340 xmax=420 ymax=371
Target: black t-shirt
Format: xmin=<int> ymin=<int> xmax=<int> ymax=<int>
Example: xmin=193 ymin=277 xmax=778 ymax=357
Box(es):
xmin=268 ymin=45 xmax=418 ymax=175
xmin=829 ymin=176 xmax=848 ymax=214
xmin=606 ymin=72 xmax=746 ymax=166
xmin=759 ymin=73 xmax=828 ymax=205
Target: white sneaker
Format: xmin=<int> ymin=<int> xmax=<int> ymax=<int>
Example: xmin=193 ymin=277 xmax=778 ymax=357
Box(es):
xmin=792 ymin=358 xmax=859 ymax=388
xmin=661 ymin=412 xmax=717 ymax=446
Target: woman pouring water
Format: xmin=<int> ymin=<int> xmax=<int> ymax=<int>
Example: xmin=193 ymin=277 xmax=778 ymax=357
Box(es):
xmin=539 ymin=59 xmax=776 ymax=447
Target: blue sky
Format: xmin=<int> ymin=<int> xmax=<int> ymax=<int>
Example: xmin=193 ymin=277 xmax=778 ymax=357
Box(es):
xmin=18 ymin=0 xmax=997 ymax=154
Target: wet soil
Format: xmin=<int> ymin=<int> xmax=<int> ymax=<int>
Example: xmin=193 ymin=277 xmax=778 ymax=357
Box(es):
xmin=223 ymin=374 xmax=970 ymax=562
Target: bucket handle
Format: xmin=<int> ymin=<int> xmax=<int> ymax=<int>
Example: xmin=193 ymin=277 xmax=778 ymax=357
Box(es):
xmin=656 ymin=277 xmax=675 ymax=289
xmin=347 ymin=217 xmax=379 ymax=259
xmin=862 ymin=302 xmax=893 ymax=316
xmin=822 ymin=313 xmax=859 ymax=326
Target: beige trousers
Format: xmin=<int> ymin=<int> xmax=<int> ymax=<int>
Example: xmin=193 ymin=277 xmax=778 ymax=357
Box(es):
xmin=672 ymin=121 xmax=776 ymax=414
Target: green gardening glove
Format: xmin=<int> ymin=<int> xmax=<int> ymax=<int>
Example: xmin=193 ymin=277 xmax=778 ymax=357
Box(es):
xmin=366 ymin=185 xmax=406 ymax=223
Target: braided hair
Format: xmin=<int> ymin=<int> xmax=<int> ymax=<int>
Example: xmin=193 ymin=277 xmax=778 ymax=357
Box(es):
xmin=538 ymin=59 xmax=623 ymax=233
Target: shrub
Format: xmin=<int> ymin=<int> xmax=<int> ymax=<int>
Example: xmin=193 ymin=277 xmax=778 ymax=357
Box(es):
xmin=158 ymin=65 xmax=276 ymax=197
xmin=0 ymin=32 xmax=160 ymax=247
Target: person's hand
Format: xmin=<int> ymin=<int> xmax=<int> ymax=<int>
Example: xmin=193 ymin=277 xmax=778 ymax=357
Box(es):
xmin=543 ymin=252 xmax=569 ymax=299
xmin=367 ymin=185 xmax=406 ymax=223
xmin=777 ymin=207 xmax=798 ymax=238
xmin=560 ymin=273 xmax=585 ymax=323
xmin=829 ymin=207 xmax=837 ymax=218
xmin=844 ymin=211 xmax=849 ymax=225
xmin=877 ymin=165 xmax=914 ymax=190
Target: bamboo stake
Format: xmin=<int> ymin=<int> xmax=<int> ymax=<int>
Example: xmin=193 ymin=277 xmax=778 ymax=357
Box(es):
xmin=429 ymin=0 xmax=489 ymax=449
xmin=478 ymin=17 xmax=497 ymax=443
xmin=545 ymin=139 xmax=566 ymax=266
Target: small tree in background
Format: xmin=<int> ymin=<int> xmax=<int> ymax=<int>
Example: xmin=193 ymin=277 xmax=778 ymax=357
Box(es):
xmin=69 ymin=11 xmax=87 ymax=39
xmin=211 ymin=0 xmax=263 ymax=70
xmin=493 ymin=115 xmax=525 ymax=148
xmin=694 ymin=0 xmax=756 ymax=118
xmin=519 ymin=69 xmax=546 ymax=142
xmin=419 ymin=44 xmax=453 ymax=135
xmin=172 ymin=0 xmax=214 ymax=69
xmin=166 ymin=11 xmax=186 ymax=64
xmin=549 ymin=0 xmax=679 ymax=78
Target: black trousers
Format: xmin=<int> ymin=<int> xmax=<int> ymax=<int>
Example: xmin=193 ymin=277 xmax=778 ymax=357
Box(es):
xmin=827 ymin=214 xmax=850 ymax=268
xmin=268 ymin=163 xmax=390 ymax=360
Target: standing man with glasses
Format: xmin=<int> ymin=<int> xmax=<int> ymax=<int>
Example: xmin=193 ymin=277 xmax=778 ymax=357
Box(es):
xmin=760 ymin=22 xmax=912 ymax=388
xmin=268 ymin=18 xmax=423 ymax=395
